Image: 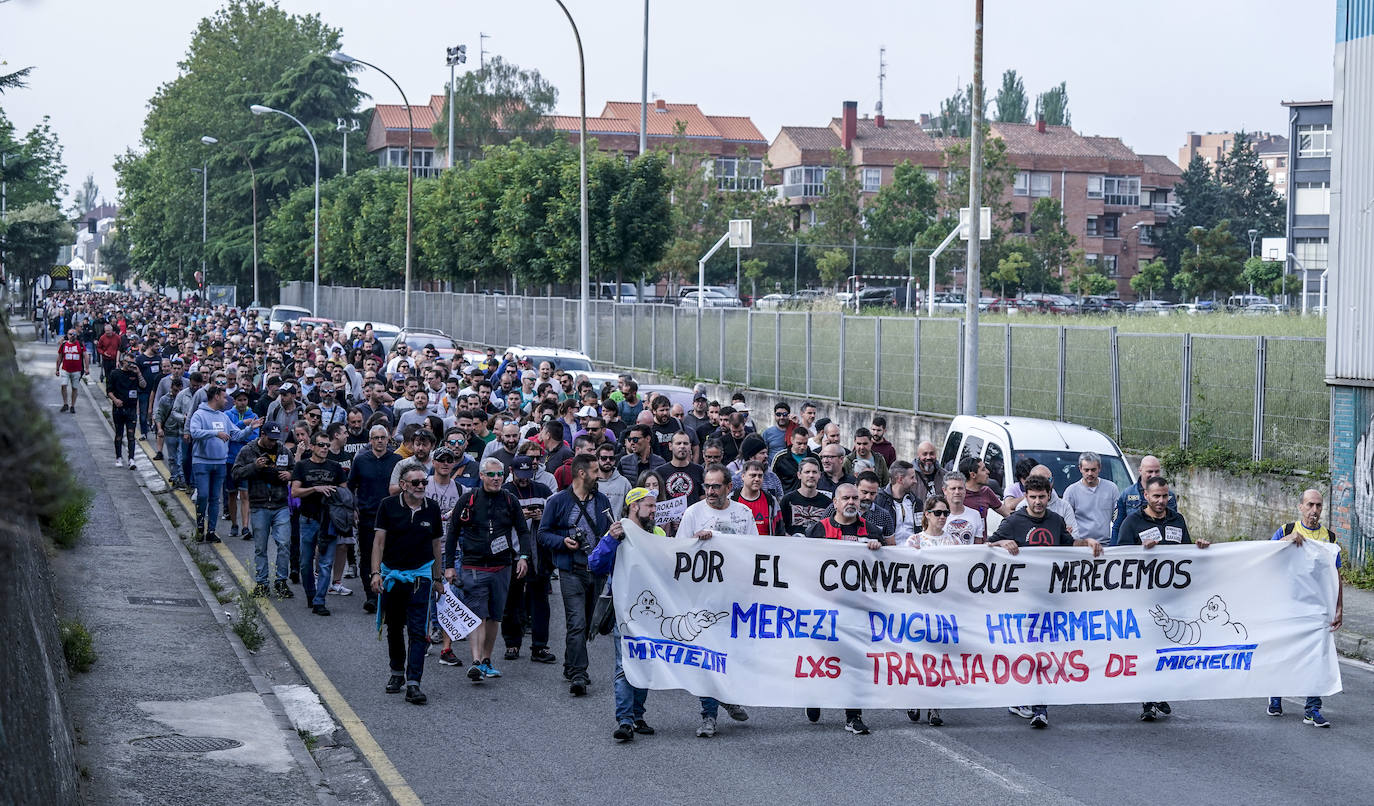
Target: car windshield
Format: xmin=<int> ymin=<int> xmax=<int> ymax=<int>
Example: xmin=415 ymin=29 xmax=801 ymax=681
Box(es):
xmin=527 ymin=354 xmax=593 ymax=372
xmin=405 ymin=335 xmax=458 ymax=351
xmin=1012 ymin=450 xmax=1132 ymax=495
xmin=271 ymin=309 xmax=307 ymax=323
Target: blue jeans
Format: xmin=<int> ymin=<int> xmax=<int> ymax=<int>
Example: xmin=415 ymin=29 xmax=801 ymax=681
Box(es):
xmin=299 ymin=518 xmax=336 ymax=606
xmin=700 ymin=697 xmax=719 ymax=719
xmin=251 ymin=506 xmax=291 ymax=584
xmin=191 ymin=462 xmax=225 ymax=532
xmin=165 ymin=439 xmax=186 ymax=485
xmin=613 ymin=627 xmax=648 ymax=725
xmin=137 ymin=389 xmax=153 ymax=436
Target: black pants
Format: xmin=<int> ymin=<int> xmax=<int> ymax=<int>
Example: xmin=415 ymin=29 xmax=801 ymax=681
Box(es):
xmin=502 ymin=570 xmax=551 ymax=650
xmin=383 ymin=578 xmax=431 ymax=684
xmin=289 ymin=508 xmax=301 ymax=575
xmin=358 ymin=510 xmax=378 ymax=603
xmin=112 ymin=407 xmax=136 ymax=458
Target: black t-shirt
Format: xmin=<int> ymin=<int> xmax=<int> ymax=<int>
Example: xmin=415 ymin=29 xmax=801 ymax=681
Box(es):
xmin=135 ymin=353 xmax=163 ymax=389
xmin=650 ymin=417 xmax=692 ymax=460
xmin=782 ymin=489 xmax=832 ymax=535
xmin=292 ymin=458 xmax=346 ymax=521
xmin=374 ymin=495 xmax=443 ymax=571
xmin=990 ymin=508 xmax=1072 ymax=547
xmin=805 ymin=516 xmax=867 ymax=540
xmin=661 ymin=461 xmax=704 ymax=505
xmin=1117 ymin=509 xmax=1191 ymax=546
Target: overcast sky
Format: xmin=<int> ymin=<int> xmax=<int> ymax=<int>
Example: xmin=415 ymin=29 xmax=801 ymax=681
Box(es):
xmin=2 ymin=0 xmax=1337 ymax=209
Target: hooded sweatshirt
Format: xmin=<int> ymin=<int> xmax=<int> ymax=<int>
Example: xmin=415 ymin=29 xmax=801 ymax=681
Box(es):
xmin=189 ymin=402 xmax=256 ymax=464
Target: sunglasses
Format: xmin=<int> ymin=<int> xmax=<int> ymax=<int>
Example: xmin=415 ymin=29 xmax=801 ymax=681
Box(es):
xmin=626 ymin=436 xmax=641 ymax=442
xmin=404 ymin=479 xmax=427 ymax=487
xmin=481 ymin=471 xmax=504 ymax=478
xmin=446 ymin=439 xmax=463 ymax=446
xmin=928 ymin=510 xmax=950 ymax=517
xmin=313 ymin=442 xmax=329 ymax=448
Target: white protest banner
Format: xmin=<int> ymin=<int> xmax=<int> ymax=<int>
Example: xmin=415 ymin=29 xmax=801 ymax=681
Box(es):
xmin=611 ymin=521 xmax=1342 ymax=708
xmin=654 ymin=495 xmax=687 ymax=527
xmin=436 ymin=583 xmax=481 ymax=642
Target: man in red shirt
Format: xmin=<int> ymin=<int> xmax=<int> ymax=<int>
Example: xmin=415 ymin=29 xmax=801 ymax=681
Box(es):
xmin=55 ymin=334 xmax=88 ymax=413
xmin=730 ymin=460 xmax=780 ymax=535
xmin=96 ymin=323 xmax=122 ymax=382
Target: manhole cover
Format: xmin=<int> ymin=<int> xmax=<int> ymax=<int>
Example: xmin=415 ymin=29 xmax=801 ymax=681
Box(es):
xmin=128 ymin=596 xmax=203 ymax=608
xmin=130 ymin=735 xmax=242 ymax=753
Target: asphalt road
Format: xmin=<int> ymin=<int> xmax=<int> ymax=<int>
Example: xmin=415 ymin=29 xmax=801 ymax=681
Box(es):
xmin=27 ymin=335 xmax=1373 ymax=806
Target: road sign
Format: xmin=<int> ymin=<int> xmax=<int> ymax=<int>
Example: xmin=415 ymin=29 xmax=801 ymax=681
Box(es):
xmin=38 ymin=274 xmax=53 ymax=291
xmin=205 ymin=285 xmax=237 ymax=308
xmin=959 ymin=207 xmax=992 ymax=241
xmin=728 ymin=219 xmax=752 ymax=248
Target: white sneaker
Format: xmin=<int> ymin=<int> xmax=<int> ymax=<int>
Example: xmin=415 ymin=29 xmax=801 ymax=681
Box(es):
xmin=128 ymin=459 xmax=137 ymax=470
xmin=114 ymin=457 xmax=124 ymax=468
xmin=328 ymin=583 xmax=352 ymax=596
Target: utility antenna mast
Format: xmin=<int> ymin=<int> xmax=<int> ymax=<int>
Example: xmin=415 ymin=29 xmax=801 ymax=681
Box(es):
xmin=877 ymin=46 xmax=887 ymax=116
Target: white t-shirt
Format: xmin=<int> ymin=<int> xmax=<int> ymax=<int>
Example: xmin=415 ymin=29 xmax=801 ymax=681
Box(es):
xmin=425 ymin=477 xmax=463 ymax=522
xmin=905 ymin=530 xmax=965 ymax=549
xmin=677 ymin=499 xmax=757 ymax=539
xmin=943 ymin=506 xmax=985 ymax=545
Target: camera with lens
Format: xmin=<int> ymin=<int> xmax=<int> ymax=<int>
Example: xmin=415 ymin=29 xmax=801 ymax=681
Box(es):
xmin=573 ymin=528 xmax=591 ymax=552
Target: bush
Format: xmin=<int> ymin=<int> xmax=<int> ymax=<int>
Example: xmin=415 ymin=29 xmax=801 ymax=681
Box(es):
xmin=60 ymin=619 xmax=96 ymax=674
xmin=231 ymin=592 xmax=265 ymax=652
xmin=44 ymin=488 xmax=92 ymax=550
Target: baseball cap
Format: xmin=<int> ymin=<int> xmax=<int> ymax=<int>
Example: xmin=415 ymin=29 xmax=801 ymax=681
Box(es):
xmin=432 ymin=447 xmax=457 ymax=462
xmin=262 ymin=422 xmax=283 ymax=439
xmin=279 ymin=382 xmax=297 ymax=393
xmin=304 ymin=367 xmax=318 ymax=377
xmin=625 ymin=486 xmax=658 ymax=505
xmin=232 ymin=388 xmax=249 ymax=399
xmin=512 ymin=455 xmax=536 ymax=479
xmin=576 ymin=405 xmax=598 ymax=418
xmin=693 ymin=393 xmax=708 ymax=402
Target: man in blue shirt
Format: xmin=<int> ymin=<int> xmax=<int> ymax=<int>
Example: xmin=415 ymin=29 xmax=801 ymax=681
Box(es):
xmin=760 ymin=401 xmax=792 ymax=463
xmin=1111 ymin=455 xmax=1176 ymax=545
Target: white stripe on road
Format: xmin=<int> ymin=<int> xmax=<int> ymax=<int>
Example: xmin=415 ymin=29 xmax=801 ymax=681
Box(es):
xmin=905 ymin=731 xmax=1031 ymax=795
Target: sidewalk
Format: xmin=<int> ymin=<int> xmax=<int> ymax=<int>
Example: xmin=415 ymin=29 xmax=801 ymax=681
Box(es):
xmin=16 ymin=338 xmax=382 ymax=805
xmin=1337 ymin=583 xmax=1374 ymax=664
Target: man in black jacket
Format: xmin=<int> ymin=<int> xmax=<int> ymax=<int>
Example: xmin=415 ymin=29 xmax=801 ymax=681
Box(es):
xmin=500 ymin=456 xmax=557 ymax=663
xmin=106 ymin=353 xmax=146 ymax=469
xmin=444 ymin=457 xmax=530 ymax=681
xmin=231 ymin=423 xmax=295 ymax=599
xmin=349 ymin=424 xmax=403 ymax=613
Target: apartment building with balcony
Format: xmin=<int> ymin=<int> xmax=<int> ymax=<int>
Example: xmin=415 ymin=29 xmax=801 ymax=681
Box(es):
xmin=1282 ymin=100 xmax=1332 ymax=308
xmin=768 ymin=101 xmax=1182 ymax=298
xmin=363 ymin=96 xmax=767 ymax=190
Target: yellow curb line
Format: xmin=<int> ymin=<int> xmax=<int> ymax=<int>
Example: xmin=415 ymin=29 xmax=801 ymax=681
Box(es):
xmin=139 ymin=437 xmax=421 ymax=806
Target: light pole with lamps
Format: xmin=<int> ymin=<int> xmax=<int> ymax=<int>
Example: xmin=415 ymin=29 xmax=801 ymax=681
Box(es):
xmin=445 ymin=44 xmax=467 ymax=168
xmin=329 ymin=51 xmax=415 ymax=330
xmin=201 ymin=136 xmax=260 ymax=306
xmin=1247 ymin=227 xmax=1258 ymax=294
xmin=190 ymin=162 xmax=207 ymax=299
xmin=250 ymin=103 xmax=319 ymax=315
xmin=554 ymin=0 xmax=590 ymax=355
xmin=336 ymin=118 xmax=359 ymax=176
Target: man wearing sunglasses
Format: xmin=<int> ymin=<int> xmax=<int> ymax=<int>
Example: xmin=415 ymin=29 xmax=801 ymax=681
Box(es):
xmin=445 ymin=457 xmax=530 ymax=681
xmin=349 ymin=425 xmax=403 ymax=614
xmin=617 ymin=424 xmax=664 ymax=482
xmin=292 ymin=431 xmax=348 ymax=616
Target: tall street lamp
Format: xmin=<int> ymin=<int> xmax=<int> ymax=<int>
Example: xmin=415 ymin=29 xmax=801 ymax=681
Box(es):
xmin=445 ymin=44 xmax=467 ymax=168
xmin=190 ymin=162 xmax=208 ymax=298
xmin=554 ymin=0 xmax=590 ymax=355
xmin=201 ymin=136 xmax=260 ymax=306
xmin=250 ymin=103 xmax=319 ymax=315
xmin=337 ymin=118 xmax=359 ymax=176
xmin=330 ymin=51 xmax=415 ymax=329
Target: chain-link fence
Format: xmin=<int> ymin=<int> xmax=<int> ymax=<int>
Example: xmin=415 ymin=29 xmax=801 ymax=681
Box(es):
xmin=285 ymin=282 xmax=1328 ymax=464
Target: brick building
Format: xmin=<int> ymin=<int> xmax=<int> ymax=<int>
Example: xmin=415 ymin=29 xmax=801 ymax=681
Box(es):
xmin=768 ymin=101 xmax=1182 ymax=298
xmin=363 ymin=96 xmax=767 ymax=188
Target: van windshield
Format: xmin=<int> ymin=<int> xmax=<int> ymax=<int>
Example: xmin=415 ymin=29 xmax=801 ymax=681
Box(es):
xmin=1011 ymin=450 xmax=1132 ymax=494
xmin=526 ymin=354 xmax=594 ymax=373
xmin=271 ymin=308 xmax=308 ymax=323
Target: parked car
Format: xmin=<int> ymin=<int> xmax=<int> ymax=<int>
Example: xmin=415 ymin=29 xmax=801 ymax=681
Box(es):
xmin=395 ymin=328 xmax=463 ymax=361
xmin=1173 ymin=301 xmax=1219 ymax=315
xmin=679 ymin=285 xmax=734 ymax=299
xmin=754 ymin=293 xmax=793 ymax=310
xmin=940 ymin=415 xmax=1136 ymax=532
xmin=1021 ymin=293 xmax=1079 ymax=313
xmin=342 ymin=320 xmax=402 ymax=353
xmin=268 ymin=304 xmax=311 ymax=333
xmin=597 ymin=282 xmax=640 ymax=303
xmin=1131 ymin=300 xmax=1174 ymax=315
xmin=244 ymin=305 xmax=271 ymax=325
xmin=504 ymin=345 xmax=620 ymax=385
xmin=296 ymin=316 xmax=339 ymax=331
xmin=854 ymin=286 xmax=897 ymax=307
xmin=639 ymin=384 xmax=696 ymax=410
xmin=930 ymin=292 xmax=967 ymax=313
xmin=1242 ymin=303 xmax=1287 ymax=315
xmin=679 ymin=290 xmax=743 ymax=308
xmin=1226 ymin=293 xmax=1271 ymax=310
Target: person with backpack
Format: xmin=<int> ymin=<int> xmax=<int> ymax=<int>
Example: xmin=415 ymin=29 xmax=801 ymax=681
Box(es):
xmin=291 ymin=430 xmax=348 ymax=616
xmin=444 ymin=457 xmax=530 ymax=682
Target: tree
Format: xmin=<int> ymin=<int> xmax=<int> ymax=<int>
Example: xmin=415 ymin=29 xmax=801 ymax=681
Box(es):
xmin=1160 ymin=154 xmax=1226 ymax=273
xmin=1 ymin=202 xmax=73 ymax=291
xmin=816 ymin=249 xmax=850 ymax=288
xmin=1034 ymin=82 xmax=1070 ymax=126
xmin=864 ymin=161 xmax=938 ymax=249
xmin=993 ymin=70 xmax=1029 ymax=124
xmin=1171 ymin=269 xmax=1197 ymax=301
xmin=100 ymin=225 xmax=133 ymax=284
xmin=1217 ymin=132 xmax=1285 ymax=246
xmin=1024 ymin=198 xmax=1076 ymax=292
xmin=741 ymin=257 xmax=767 ymax=300
xmin=1130 ymin=259 xmax=1169 ymax=300
xmin=72 ymin=173 xmax=100 ymax=216
xmin=0 ymin=110 xmax=67 ymax=210
xmin=992 ymin=251 xmax=1027 ymax=297
xmin=1241 ymin=255 xmax=1283 ymax=298
xmin=1181 ymin=221 xmax=1245 ymax=297
xmin=116 ymin=0 xmax=357 ymax=296
xmin=0 ymin=63 xmax=33 ymax=94
xmin=935 ymin=84 xmax=984 ymax=138
xmin=1069 ymin=254 xmax=1116 ymax=297
xmin=432 ymin=56 xmax=558 ymax=165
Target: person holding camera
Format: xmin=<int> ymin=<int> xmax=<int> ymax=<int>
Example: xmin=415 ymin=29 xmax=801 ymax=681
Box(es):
xmin=538 ymin=454 xmax=614 ymax=696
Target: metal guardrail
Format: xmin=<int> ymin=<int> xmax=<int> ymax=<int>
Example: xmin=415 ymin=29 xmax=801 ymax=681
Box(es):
xmin=285 ymin=282 xmax=1328 ymax=464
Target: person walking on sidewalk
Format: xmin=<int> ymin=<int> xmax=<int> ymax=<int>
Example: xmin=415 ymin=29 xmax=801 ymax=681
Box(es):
xmin=292 ymin=431 xmax=348 ymax=616
xmin=188 ymin=385 xmax=258 ymax=542
xmin=155 ymin=376 xmax=187 ymax=489
xmin=55 ymin=332 xmax=87 ymax=413
xmin=371 ymin=464 xmax=444 ymax=705
xmin=95 ymin=323 xmax=121 ymax=381
xmin=106 ymin=353 xmax=145 ymax=469
xmin=231 ymin=423 xmax=296 ymax=600
xmin=1266 ymin=488 xmax=1343 ymax=728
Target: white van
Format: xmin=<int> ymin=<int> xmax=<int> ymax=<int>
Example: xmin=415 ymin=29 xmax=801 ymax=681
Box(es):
xmin=939 ymin=415 xmax=1136 ymax=530
xmin=268 ymin=304 xmax=311 ymax=333
xmin=597 ymin=282 xmax=640 ymax=304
